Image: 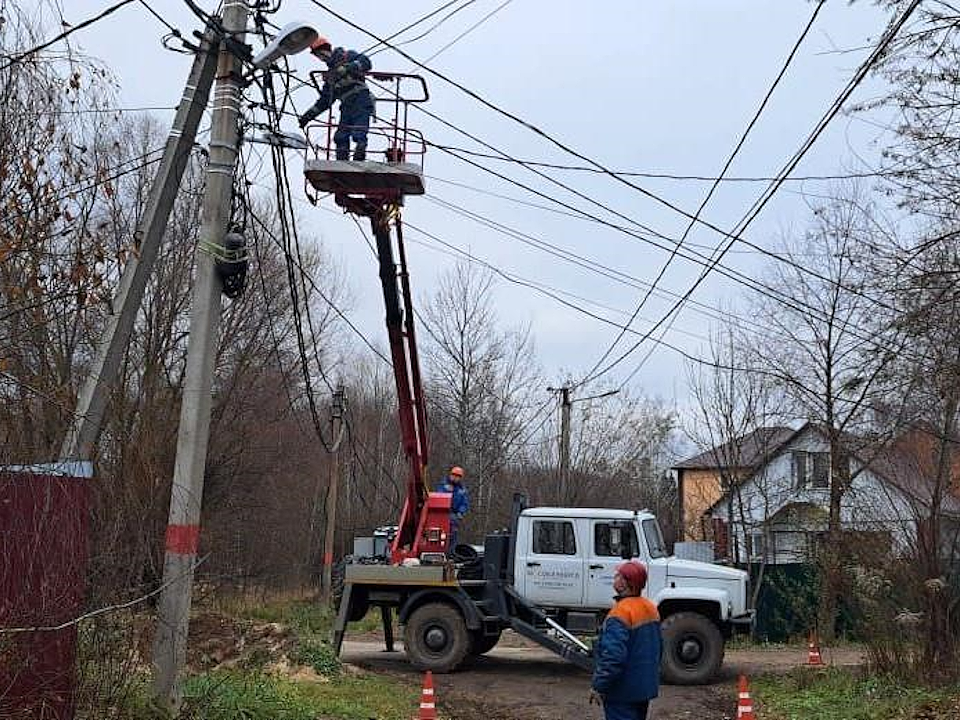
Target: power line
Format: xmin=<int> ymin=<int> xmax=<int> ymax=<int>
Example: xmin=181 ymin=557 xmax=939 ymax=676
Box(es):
xmin=582 ymin=1 xmax=825 ymax=387
xmin=421 ymin=0 xmax=514 ymax=64
xmin=602 ymin=0 xmax=923 ymax=391
xmin=365 ymin=0 xmax=478 ymax=56
xmin=310 ymin=1 xmax=900 ymax=315
xmin=0 ymin=0 xmax=136 ymax=72
xmin=426 ymin=143 xmax=938 ymax=184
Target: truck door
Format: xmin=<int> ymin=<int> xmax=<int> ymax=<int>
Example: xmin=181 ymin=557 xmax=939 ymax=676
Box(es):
xmin=518 ymin=517 xmax=584 ymax=607
xmin=584 ymin=519 xmax=640 ymax=608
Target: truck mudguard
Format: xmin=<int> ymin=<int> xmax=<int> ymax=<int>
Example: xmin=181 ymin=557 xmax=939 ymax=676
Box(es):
xmin=651 ymin=587 xmax=729 ymax=620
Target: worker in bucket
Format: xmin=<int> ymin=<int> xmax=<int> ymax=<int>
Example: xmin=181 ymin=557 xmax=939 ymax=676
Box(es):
xmin=590 ymin=561 xmax=661 ymax=720
xmin=435 ymin=466 xmax=469 ymax=549
xmin=298 ymin=36 xmax=374 ymax=161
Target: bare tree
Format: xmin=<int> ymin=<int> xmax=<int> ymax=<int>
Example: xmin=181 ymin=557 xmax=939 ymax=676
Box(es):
xmin=420 ymin=262 xmax=543 ymax=536
xmin=749 ymin=190 xmax=902 ymax=640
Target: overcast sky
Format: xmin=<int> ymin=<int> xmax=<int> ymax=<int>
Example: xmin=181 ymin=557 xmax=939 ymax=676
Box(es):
xmin=72 ymin=0 xmax=897 ymax=411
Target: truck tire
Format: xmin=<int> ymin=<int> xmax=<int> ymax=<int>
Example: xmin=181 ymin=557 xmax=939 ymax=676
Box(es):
xmin=404 ymin=602 xmax=471 ymax=673
xmin=660 ymin=612 xmax=724 ymax=685
xmin=470 ymin=630 xmax=501 ymax=656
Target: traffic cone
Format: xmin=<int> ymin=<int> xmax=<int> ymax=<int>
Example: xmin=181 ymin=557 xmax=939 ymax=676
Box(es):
xmin=737 ymin=674 xmax=756 ymax=720
xmin=807 ymin=630 xmax=825 ymax=666
xmin=417 ymin=670 xmax=437 ymax=719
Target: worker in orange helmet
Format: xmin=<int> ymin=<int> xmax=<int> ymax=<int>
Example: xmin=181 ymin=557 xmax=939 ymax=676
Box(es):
xmin=298 ymin=35 xmax=374 ymax=161
xmin=590 ymin=561 xmax=661 ymax=719
xmin=435 ymin=466 xmax=469 ymax=550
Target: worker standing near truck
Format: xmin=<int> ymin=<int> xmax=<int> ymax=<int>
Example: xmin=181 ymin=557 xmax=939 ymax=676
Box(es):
xmin=590 ymin=561 xmax=661 ymax=720
xmin=298 ymin=36 xmax=374 ymax=161
xmin=435 ymin=465 xmax=469 ymax=549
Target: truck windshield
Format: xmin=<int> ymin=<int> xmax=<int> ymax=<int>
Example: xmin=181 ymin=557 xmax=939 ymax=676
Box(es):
xmin=642 ymin=518 xmax=667 ymax=558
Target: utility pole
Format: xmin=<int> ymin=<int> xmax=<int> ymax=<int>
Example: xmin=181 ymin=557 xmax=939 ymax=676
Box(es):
xmin=152 ymin=1 xmax=247 ymax=711
xmin=549 ymin=386 xmax=619 ymax=506
xmin=558 ymin=387 xmax=571 ymax=506
xmin=321 ymin=387 xmax=346 ymax=602
xmin=59 ymin=29 xmax=220 ymax=461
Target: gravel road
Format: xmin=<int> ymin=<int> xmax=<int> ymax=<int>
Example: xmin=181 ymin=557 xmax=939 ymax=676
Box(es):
xmin=341 ymin=636 xmax=864 ymax=720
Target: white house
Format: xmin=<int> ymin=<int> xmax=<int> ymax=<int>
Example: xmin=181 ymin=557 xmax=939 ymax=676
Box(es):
xmin=702 ymin=423 xmax=960 ymax=565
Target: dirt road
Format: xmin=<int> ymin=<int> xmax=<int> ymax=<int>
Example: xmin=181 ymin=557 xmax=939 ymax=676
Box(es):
xmin=342 ymin=637 xmax=864 ymax=720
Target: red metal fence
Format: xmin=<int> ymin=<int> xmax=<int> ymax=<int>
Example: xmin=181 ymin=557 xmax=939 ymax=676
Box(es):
xmin=0 ymin=468 xmax=90 ymax=719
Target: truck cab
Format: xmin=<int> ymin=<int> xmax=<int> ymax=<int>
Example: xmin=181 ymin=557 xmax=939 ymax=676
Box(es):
xmin=514 ymin=507 xmax=752 ymax=683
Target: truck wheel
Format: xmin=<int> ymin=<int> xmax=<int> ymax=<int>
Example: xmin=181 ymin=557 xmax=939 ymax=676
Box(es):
xmin=660 ymin=612 xmax=724 ymax=685
xmin=470 ymin=630 xmax=501 ymax=656
xmin=404 ymin=602 xmax=470 ymax=673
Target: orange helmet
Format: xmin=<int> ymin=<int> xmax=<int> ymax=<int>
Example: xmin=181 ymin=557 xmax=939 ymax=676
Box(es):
xmin=450 ymin=466 xmax=464 ymax=478
xmin=310 ymin=35 xmax=331 ymax=54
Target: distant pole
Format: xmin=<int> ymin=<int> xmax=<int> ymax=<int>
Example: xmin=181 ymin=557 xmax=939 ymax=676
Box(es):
xmin=558 ymin=387 xmax=571 ymax=506
xmin=321 ymin=387 xmax=345 ymax=602
xmin=151 ymin=1 xmax=247 ymax=712
xmin=59 ymin=29 xmax=220 ymax=461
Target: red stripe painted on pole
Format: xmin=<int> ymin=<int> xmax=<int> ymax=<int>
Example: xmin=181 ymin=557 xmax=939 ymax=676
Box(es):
xmin=165 ymin=524 xmax=200 ymax=554
xmin=323 ymin=551 xmax=333 ymax=564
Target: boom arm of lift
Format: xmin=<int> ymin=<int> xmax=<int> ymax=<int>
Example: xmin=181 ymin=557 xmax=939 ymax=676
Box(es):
xmin=368 ymin=209 xmax=451 ymax=563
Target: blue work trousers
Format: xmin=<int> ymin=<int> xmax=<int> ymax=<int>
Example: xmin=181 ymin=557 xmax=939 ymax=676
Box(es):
xmin=603 ymin=701 xmax=649 ymax=720
xmin=333 ymin=90 xmax=373 ymax=153
xmin=448 ymin=519 xmax=459 ymax=550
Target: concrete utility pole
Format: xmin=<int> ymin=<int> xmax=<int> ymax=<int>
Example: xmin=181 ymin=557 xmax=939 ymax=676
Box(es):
xmin=321 ymin=387 xmax=346 ymax=601
xmin=152 ymin=1 xmax=247 ymax=711
xmin=59 ymin=30 xmax=220 ymax=461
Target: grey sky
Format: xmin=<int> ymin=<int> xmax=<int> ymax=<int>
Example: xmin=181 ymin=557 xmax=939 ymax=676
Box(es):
xmin=74 ymin=0 xmax=895 ymax=406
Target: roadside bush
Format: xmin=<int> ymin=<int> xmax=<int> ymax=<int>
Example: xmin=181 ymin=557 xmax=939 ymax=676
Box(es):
xmin=292 ymin=639 xmax=342 ymax=677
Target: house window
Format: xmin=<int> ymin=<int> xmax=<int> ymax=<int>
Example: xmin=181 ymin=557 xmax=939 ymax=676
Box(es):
xmin=533 ymin=520 xmax=576 ymax=555
xmin=749 ymin=532 xmax=766 ymax=562
xmin=793 ymin=451 xmax=830 ymax=489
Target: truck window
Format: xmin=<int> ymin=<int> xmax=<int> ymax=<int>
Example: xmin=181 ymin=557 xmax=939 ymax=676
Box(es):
xmin=533 ymin=520 xmax=576 ymax=555
xmin=594 ymin=522 xmax=639 ymax=557
xmin=642 ymin=518 xmax=667 ymax=558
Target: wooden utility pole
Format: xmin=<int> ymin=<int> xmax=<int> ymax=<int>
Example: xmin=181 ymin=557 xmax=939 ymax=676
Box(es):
xmin=151 ymin=1 xmax=247 ymax=711
xmin=321 ymin=387 xmax=346 ymax=601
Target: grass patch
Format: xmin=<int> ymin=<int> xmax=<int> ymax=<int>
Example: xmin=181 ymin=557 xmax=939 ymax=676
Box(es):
xmin=181 ymin=670 xmax=418 ymax=720
xmin=225 ymin=594 xmax=384 ymax=637
xmin=754 ymin=667 xmax=959 ymax=720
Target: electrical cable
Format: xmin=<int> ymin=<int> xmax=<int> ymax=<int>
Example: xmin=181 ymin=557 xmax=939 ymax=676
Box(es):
xmin=0 ymin=0 xmax=136 ymax=72
xmin=366 ymin=0 xmax=478 ymax=57
xmin=421 ymin=0 xmax=514 ymax=64
xmin=310 ymin=1 xmax=901 ymax=315
xmin=593 ymin=0 xmax=923 ymax=390
xmin=581 ymin=0 xmax=825 ymax=385
xmin=425 ymin=142 xmax=940 ymax=184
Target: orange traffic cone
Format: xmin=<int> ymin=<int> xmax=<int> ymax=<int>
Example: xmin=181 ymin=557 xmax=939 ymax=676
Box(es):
xmin=417 ymin=670 xmax=437 ymax=720
xmin=737 ymin=674 xmax=756 ymax=720
xmin=807 ymin=630 xmax=825 ymax=666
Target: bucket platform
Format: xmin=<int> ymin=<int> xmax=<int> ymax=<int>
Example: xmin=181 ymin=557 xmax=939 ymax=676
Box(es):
xmin=302 ymin=72 xmax=428 ymax=203
xmin=304 ymin=158 xmax=424 ymax=196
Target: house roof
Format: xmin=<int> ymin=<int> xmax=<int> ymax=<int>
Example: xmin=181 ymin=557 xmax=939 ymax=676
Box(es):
xmin=702 ymin=423 xmax=960 ymax=517
xmin=673 ymin=426 xmax=797 ymax=470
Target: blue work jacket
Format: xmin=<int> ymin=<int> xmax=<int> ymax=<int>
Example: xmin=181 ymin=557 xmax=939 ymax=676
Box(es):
xmin=591 ymin=595 xmax=661 ymax=704
xmin=434 ymin=478 xmax=469 ymax=520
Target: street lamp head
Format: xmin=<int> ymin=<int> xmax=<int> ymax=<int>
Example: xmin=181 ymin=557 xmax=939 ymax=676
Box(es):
xmin=252 ymin=22 xmax=319 ymax=69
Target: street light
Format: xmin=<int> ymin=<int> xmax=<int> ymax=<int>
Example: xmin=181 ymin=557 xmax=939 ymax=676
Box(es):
xmin=252 ymin=22 xmax=318 ymax=69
